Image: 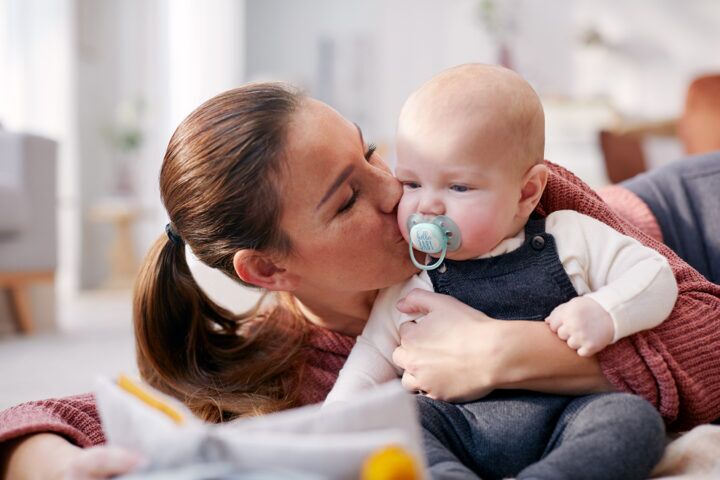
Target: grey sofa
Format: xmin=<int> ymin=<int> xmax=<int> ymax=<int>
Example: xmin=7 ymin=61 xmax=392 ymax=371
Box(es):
xmin=0 ymin=127 xmax=58 ymax=333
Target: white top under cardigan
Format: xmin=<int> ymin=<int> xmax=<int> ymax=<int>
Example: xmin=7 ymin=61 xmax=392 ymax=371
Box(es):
xmin=325 ymin=210 xmax=678 ymax=405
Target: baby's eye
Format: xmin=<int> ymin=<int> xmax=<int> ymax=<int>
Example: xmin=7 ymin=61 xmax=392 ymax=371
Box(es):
xmin=402 ymin=182 xmax=421 ymax=189
xmin=450 ymin=184 xmax=470 ymax=192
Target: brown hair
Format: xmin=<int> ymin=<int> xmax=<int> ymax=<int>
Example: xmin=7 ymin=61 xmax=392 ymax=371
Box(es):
xmin=133 ymin=83 xmax=308 ymax=422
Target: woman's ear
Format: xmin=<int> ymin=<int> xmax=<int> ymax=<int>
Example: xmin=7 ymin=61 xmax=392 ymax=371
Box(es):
xmin=233 ymin=250 xmax=299 ymax=291
xmin=517 ymin=163 xmax=548 ymax=218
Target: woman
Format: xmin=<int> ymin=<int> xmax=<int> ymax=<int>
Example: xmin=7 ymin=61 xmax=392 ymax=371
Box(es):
xmin=2 ymin=83 xmax=720 ymax=479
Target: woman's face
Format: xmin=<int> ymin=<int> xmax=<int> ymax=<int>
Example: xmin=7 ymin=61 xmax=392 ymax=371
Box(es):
xmin=278 ymin=98 xmax=417 ymax=294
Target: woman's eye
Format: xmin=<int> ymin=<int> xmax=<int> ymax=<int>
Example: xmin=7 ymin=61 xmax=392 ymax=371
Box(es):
xmin=402 ymin=182 xmax=420 ymax=189
xmin=364 ymin=143 xmax=377 ymax=161
xmin=450 ymin=185 xmax=469 ymax=192
xmin=338 ymin=189 xmax=358 ymax=214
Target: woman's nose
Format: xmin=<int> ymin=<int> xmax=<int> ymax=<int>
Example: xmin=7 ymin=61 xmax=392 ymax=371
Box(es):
xmin=374 ymin=168 xmax=403 ymax=214
xmin=418 ymin=192 xmax=445 ymax=216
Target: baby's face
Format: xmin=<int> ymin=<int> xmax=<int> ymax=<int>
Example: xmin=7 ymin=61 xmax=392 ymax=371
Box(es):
xmin=395 ymin=124 xmax=525 ymax=260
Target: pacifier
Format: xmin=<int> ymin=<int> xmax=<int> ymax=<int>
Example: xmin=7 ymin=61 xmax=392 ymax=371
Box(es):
xmin=406 ymin=214 xmax=462 ymax=271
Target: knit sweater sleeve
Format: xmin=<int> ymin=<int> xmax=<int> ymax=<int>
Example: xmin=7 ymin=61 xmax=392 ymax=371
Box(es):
xmin=539 ymin=161 xmax=720 ymax=430
xmin=0 ymin=393 xmax=105 ymax=448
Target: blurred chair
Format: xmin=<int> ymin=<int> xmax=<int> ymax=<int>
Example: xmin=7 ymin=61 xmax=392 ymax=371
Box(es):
xmin=599 ymin=73 xmax=720 ymax=183
xmin=0 ymin=127 xmax=57 ymax=334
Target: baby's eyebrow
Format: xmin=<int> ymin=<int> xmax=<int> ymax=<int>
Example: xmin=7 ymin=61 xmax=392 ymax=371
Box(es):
xmin=394 ymin=166 xmax=415 ymax=177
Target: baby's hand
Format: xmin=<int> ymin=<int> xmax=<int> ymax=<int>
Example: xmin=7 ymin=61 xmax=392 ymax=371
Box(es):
xmin=545 ymin=296 xmax=614 ymax=357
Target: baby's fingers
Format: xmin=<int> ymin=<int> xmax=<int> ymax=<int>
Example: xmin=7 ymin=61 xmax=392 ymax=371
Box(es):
xmin=577 ymin=345 xmax=597 ymax=357
xmin=556 ymin=325 xmax=570 ymax=341
xmin=566 ymin=335 xmax=583 ymax=350
xmin=545 ymin=313 xmax=562 ymax=333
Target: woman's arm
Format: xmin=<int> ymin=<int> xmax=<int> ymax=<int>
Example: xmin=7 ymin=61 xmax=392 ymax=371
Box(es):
xmin=489 ymin=320 xmax=616 ymax=394
xmin=1 ymin=433 xmax=142 ymax=480
xmin=392 ymin=289 xmax=614 ymax=402
xmin=0 ymin=393 xmax=140 ymax=479
xmin=539 ymin=160 xmax=720 ymax=429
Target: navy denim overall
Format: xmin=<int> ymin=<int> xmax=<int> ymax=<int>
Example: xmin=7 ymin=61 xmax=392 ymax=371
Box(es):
xmin=416 ymin=217 xmax=665 ymax=480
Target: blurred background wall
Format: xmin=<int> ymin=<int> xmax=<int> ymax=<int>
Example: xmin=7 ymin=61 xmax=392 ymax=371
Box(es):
xmin=1 ymin=0 xmax=719 ymax=408
xmin=0 ymin=0 xmax=719 ymax=314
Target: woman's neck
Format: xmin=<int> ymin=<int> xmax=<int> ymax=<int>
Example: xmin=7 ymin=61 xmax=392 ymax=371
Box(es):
xmin=293 ymin=289 xmax=379 ymax=337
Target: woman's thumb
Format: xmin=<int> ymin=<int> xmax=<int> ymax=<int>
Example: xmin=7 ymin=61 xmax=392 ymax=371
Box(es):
xmin=396 ymin=288 xmax=439 ymax=315
xmin=68 ymin=446 xmax=145 ymax=479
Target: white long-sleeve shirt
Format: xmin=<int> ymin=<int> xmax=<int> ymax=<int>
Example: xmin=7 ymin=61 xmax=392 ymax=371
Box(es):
xmin=325 ymin=210 xmax=678 ymax=405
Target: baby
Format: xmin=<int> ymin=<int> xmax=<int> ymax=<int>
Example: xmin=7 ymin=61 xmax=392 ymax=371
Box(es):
xmin=326 ymin=64 xmax=676 ymax=479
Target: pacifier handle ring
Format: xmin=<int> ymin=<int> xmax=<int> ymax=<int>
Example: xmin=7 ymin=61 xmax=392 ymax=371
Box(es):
xmin=409 ymin=241 xmax=448 ymax=271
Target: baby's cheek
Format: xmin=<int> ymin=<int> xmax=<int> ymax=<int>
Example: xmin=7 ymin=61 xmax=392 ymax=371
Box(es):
xmin=396 ymin=196 xmax=414 ymax=239
xmin=456 ymin=213 xmax=497 ymax=252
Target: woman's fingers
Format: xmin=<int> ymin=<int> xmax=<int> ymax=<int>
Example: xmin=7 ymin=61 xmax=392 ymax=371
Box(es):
xmin=397 ymin=289 xmax=489 ymax=321
xmin=392 ymin=344 xmax=408 ymax=370
xmin=397 ymin=320 xmax=420 ymax=344
xmin=400 ymin=371 xmax=421 ymax=393
xmin=396 ymin=288 xmax=437 ymax=315
xmin=65 ymin=446 xmax=144 ymax=480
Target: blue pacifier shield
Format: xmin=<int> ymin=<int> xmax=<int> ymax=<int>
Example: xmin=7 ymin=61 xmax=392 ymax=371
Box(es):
xmin=406 ymin=214 xmax=462 ymax=252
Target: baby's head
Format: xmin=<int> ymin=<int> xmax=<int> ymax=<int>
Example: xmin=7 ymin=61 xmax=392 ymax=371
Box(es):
xmin=396 ymin=63 xmax=548 ymax=260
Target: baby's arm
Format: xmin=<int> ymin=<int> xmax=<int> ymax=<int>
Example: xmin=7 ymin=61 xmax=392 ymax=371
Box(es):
xmin=545 ymin=210 xmax=678 ymax=357
xmin=323 ymin=334 xmax=401 ymax=405
xmin=324 ymin=276 xmax=431 ymax=405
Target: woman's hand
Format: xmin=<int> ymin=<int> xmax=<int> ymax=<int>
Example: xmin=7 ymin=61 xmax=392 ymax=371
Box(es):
xmin=392 ymin=289 xmax=615 ymax=402
xmin=61 ymin=445 xmax=144 ymax=480
xmin=1 ymin=433 xmax=144 ymax=480
xmin=392 ymin=289 xmax=503 ymax=402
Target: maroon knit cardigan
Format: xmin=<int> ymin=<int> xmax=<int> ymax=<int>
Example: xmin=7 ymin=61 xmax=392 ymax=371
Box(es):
xmin=1 ymin=162 xmax=719 ymax=450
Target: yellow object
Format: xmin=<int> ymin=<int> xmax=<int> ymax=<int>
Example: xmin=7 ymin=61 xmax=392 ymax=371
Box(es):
xmin=361 ymin=445 xmax=421 ymax=480
xmin=117 ymin=374 xmax=185 ymax=425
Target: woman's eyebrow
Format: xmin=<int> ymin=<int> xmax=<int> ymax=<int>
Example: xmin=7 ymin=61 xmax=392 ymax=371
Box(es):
xmin=316 ymin=164 xmax=355 ymax=210
xmin=353 ymin=122 xmax=365 ymax=147
xmin=315 ymin=124 xmax=364 ymax=211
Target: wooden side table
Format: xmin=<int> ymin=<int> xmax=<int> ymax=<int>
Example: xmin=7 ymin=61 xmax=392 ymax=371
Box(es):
xmin=89 ymin=197 xmax=142 ymax=289
xmin=0 ymin=271 xmax=54 ymax=334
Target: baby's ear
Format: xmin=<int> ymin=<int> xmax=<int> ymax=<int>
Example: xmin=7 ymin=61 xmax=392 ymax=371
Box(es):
xmin=517 ymin=163 xmax=548 ymax=218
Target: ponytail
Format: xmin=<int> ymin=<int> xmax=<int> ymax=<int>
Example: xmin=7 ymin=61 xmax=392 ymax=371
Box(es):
xmin=133 ymin=234 xmax=308 ymax=422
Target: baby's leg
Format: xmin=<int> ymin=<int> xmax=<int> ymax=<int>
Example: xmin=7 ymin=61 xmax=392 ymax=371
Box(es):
xmin=417 ymin=392 xmax=571 ymax=479
xmin=516 ymin=393 xmax=665 ymax=480
xmin=417 ymin=395 xmax=480 ymax=479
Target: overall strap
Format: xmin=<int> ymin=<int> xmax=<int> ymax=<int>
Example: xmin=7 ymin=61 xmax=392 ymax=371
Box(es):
xmin=524 ymin=215 xmax=547 ymax=237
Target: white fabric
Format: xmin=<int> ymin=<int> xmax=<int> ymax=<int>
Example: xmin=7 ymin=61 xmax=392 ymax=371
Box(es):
xmin=95 ymin=377 xmax=427 ymax=478
xmin=325 ymin=210 xmax=678 ymax=404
